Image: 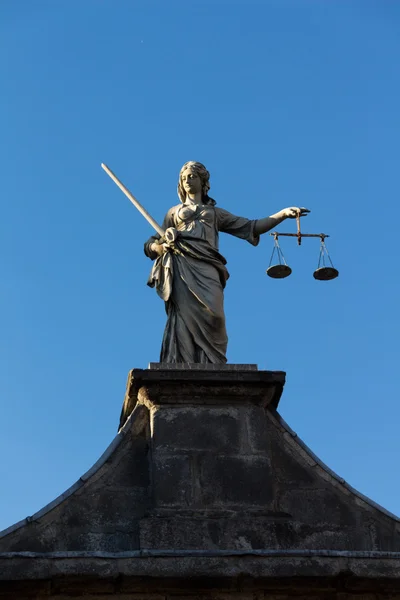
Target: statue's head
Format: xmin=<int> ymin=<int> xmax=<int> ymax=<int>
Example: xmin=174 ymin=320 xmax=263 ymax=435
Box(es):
xmin=177 ymin=161 xmax=216 ymax=205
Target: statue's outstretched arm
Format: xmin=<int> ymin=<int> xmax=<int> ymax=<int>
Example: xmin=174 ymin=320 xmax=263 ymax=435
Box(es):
xmin=254 ymin=207 xmax=310 ymax=235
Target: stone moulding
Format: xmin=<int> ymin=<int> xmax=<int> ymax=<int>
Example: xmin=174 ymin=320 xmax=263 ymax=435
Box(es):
xmin=119 ymin=367 xmax=286 ymax=429
xmin=1 ymin=552 xmax=400 ymax=593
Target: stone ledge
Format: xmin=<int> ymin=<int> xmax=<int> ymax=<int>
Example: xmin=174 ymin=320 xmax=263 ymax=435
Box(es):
xmin=1 ymin=551 xmax=400 ymax=584
xmin=148 ymin=363 xmax=258 ymax=371
xmin=119 ymin=368 xmax=286 ymax=430
xmin=138 ymin=368 xmax=283 ymax=382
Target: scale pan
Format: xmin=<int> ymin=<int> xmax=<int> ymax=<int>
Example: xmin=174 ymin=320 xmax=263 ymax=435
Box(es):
xmin=266 ymin=264 xmax=292 ymax=279
xmin=313 ymin=267 xmax=339 ymax=281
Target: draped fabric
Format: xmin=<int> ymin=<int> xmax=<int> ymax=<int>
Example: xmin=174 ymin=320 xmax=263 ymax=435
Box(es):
xmin=144 ymin=201 xmax=259 ymax=364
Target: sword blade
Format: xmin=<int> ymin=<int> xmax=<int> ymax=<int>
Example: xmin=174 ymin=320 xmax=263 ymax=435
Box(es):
xmin=101 ymin=163 xmax=165 ymax=237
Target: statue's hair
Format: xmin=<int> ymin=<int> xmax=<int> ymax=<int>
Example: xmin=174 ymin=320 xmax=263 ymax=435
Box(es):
xmin=177 ymin=161 xmax=216 ymax=205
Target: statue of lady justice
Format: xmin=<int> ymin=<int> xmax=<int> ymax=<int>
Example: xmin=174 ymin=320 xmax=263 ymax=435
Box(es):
xmin=143 ymin=161 xmax=309 ymax=364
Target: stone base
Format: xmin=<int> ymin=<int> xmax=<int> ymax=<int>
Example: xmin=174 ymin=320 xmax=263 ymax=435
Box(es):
xmin=119 ymin=366 xmax=285 ymax=430
xmin=1 ymin=365 xmax=400 ymax=596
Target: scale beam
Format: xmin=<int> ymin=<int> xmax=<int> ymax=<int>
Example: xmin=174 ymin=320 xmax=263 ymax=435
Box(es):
xmin=271 ymin=231 xmax=329 ymax=245
xmin=267 ymin=219 xmax=338 ymax=281
xmin=271 ymin=232 xmax=329 ymax=238
xmin=270 ymin=214 xmax=330 ymax=246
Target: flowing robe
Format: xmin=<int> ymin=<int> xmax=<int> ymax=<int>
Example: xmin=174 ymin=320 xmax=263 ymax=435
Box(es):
xmin=144 ymin=200 xmax=259 ymax=364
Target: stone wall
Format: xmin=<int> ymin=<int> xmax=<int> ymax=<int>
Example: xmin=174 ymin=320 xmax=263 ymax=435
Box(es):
xmin=2 ymin=580 xmax=400 ymax=598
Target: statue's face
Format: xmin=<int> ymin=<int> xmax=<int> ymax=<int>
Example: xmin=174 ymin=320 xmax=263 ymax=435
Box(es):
xmin=181 ymin=168 xmax=202 ymax=196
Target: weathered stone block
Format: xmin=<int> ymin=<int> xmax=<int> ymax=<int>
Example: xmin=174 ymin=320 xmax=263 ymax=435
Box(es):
xmin=277 ymin=488 xmax=359 ymax=527
xmin=270 ymin=439 xmax=320 ymax=487
xmin=61 ymin=487 xmax=146 ymax=530
xmin=198 ymin=456 xmax=273 ymax=507
xmin=140 ymin=516 xmax=210 ymax=549
xmin=152 ymin=406 xmax=241 ymax=454
xmin=101 ymin=435 xmax=150 ymax=488
xmin=244 ymin=405 xmax=270 ymax=454
xmin=272 ymin=520 xmax=369 ymax=550
xmin=140 ymin=516 xmax=283 ymax=550
xmin=152 ymin=455 xmax=192 ymax=507
xmin=368 ymin=516 xmax=400 ymax=552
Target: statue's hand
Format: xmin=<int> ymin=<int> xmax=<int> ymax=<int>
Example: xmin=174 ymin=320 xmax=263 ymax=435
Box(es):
xmin=284 ymin=207 xmax=310 ymax=219
xmin=150 ymin=242 xmax=169 ymax=257
xmin=165 ymin=227 xmax=178 ymax=246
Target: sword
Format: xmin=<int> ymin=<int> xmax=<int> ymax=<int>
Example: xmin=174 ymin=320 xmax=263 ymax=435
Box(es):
xmin=101 ymin=163 xmax=165 ymax=238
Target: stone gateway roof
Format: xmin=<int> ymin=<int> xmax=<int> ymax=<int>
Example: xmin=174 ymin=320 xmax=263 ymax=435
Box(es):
xmin=0 ymin=366 xmax=399 ymax=598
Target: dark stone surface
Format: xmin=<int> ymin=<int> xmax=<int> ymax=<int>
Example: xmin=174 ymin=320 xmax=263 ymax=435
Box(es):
xmin=0 ymin=367 xmax=400 ymax=596
xmin=119 ymin=368 xmax=286 ymax=430
xmin=152 ymin=455 xmax=193 ymax=507
xmin=152 ymin=407 xmax=242 ymax=454
xmin=139 ymin=516 xmax=286 ymax=550
xmin=244 ymin=405 xmax=270 ymax=454
xmin=2 ymin=552 xmax=400 ymax=596
xmin=278 ymin=487 xmax=358 ymax=526
xmin=198 ymin=456 xmax=273 ymax=507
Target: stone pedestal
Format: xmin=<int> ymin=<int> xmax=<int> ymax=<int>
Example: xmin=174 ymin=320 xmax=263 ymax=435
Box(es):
xmin=128 ymin=366 xmax=285 ymax=550
xmin=1 ymin=366 xmax=400 ymax=598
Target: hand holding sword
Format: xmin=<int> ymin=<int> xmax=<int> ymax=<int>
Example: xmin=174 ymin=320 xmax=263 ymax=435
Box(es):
xmin=151 ymin=227 xmax=179 ymax=256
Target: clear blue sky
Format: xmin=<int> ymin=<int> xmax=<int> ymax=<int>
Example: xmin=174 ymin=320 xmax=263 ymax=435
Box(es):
xmin=1 ymin=0 xmax=399 ymax=531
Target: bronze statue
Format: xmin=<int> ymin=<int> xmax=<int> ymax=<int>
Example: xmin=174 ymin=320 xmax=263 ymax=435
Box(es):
xmin=142 ymin=161 xmax=309 ymax=364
